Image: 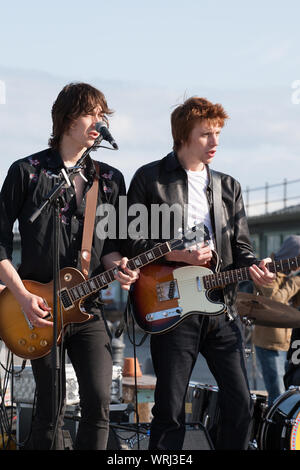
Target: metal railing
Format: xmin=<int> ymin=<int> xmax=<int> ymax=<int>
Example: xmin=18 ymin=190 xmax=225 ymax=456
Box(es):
xmin=244 ymin=178 xmax=300 ymax=216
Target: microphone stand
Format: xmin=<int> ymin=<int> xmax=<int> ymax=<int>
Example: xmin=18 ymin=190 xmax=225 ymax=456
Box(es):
xmin=28 ymin=135 xmax=106 ymax=449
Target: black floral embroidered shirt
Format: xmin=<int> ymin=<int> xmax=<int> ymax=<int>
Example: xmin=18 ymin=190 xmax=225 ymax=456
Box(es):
xmin=0 ymin=148 xmax=126 ymax=284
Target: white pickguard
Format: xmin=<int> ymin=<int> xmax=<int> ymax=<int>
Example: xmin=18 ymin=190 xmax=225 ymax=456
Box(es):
xmin=173 ymin=265 xmax=225 ymax=315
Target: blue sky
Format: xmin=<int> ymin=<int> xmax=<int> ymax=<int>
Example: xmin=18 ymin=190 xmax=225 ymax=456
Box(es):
xmin=0 ymin=0 xmax=300 ymax=214
xmin=1 ymin=1 xmax=299 ymax=89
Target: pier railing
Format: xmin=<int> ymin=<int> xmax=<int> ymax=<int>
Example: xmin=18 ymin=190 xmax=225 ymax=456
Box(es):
xmin=244 ymin=178 xmax=300 ymax=216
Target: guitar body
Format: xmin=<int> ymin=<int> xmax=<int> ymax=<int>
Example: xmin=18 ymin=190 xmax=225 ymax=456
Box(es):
xmin=0 ymin=267 xmax=91 ymax=359
xmin=0 ymin=223 xmax=209 ymax=357
xmin=131 ymin=263 xmax=226 ymax=334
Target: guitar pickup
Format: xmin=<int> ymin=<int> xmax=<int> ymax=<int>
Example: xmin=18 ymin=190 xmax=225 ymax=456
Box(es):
xmin=156 ymin=280 xmax=179 ymax=302
xmin=196 ymin=276 xmax=202 ymax=292
xmin=59 ymin=288 xmax=74 ymax=310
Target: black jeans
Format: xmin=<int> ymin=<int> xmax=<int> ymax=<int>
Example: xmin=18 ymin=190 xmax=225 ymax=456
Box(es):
xmin=149 ymin=313 xmax=253 ymax=450
xmin=30 ymin=313 xmax=113 ymax=450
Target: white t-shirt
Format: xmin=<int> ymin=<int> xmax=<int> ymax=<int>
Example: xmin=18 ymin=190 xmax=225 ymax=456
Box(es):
xmin=185 ymin=167 xmax=215 ymax=250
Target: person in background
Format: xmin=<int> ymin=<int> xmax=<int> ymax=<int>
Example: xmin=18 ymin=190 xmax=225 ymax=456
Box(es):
xmin=252 ymin=236 xmax=300 ymax=404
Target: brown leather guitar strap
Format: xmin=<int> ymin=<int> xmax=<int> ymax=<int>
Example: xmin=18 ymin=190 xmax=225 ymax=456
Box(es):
xmin=80 ymin=161 xmax=100 ymax=279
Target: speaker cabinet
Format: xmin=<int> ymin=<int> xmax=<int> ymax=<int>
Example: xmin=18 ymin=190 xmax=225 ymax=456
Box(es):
xmin=16 ymin=403 xmax=78 ymax=449
xmin=16 ymin=403 xmax=133 ymax=449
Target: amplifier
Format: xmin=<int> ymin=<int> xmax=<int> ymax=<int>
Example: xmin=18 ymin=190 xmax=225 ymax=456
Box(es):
xmin=12 ymin=364 xmax=80 ymax=405
xmin=12 ymin=364 xmax=122 ymax=405
xmin=16 ymin=402 xmax=133 ymax=449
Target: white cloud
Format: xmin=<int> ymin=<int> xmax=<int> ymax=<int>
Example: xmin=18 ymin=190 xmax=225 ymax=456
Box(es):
xmin=0 ymin=67 xmax=299 ymax=214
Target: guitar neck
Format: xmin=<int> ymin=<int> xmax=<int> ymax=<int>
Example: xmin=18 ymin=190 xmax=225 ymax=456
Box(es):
xmin=67 ymin=241 xmax=175 ymax=303
xmin=203 ymin=256 xmax=300 ymax=290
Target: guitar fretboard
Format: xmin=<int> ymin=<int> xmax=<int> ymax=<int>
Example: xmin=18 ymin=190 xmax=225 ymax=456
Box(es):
xmin=203 ymin=256 xmax=300 ymax=290
xmin=67 ymin=241 xmax=177 ymax=303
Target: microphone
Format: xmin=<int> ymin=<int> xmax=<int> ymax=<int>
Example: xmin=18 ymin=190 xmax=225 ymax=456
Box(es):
xmin=95 ymin=121 xmax=119 ymax=149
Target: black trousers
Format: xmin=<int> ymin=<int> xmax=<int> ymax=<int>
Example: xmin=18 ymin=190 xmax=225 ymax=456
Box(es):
xmin=149 ymin=313 xmax=253 ymax=450
xmin=30 ymin=313 xmax=113 ymax=450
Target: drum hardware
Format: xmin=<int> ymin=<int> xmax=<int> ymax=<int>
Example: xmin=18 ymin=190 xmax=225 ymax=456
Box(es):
xmin=249 ymin=393 xmax=268 ymax=449
xmin=185 ymin=383 xmax=220 ymax=443
xmin=258 ymin=387 xmax=300 ymax=450
xmin=186 ymin=383 xmax=288 ymax=450
xmin=244 ymin=347 xmax=253 ymax=358
xmin=237 ymin=292 xmax=300 ymax=328
xmin=288 ymin=385 xmax=300 ymax=391
xmin=187 ymin=384 xmax=272 ymax=450
xmin=285 ymin=418 xmax=297 ymax=427
xmin=241 ymin=316 xmax=254 ymax=327
xmin=263 ymin=417 xmax=275 ymax=425
xmin=202 ymin=414 xmax=210 ymax=428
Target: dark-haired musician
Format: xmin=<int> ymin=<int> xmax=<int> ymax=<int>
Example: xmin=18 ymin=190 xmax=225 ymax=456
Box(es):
xmin=0 ymin=82 xmax=138 ymax=449
xmin=125 ymin=97 xmax=274 ymax=450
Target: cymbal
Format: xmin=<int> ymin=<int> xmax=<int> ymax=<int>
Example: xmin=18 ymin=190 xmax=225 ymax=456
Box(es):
xmin=236 ymin=292 xmax=300 ymax=328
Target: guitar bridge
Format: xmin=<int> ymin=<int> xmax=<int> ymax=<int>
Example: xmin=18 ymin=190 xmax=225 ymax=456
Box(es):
xmin=146 ymin=308 xmax=183 ymax=322
xmin=156 ymin=280 xmax=179 ymax=302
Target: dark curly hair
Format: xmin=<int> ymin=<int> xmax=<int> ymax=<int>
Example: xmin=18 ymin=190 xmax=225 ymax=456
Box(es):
xmin=48 ymin=82 xmax=113 ymax=149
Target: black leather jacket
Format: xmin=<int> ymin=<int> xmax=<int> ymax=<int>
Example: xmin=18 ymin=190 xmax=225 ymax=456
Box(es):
xmin=125 ymin=151 xmax=257 ymax=313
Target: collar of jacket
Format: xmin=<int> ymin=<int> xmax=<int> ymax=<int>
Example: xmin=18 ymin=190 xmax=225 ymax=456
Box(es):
xmin=47 ymin=148 xmax=97 ymax=182
xmin=164 ymin=151 xmax=214 ymax=194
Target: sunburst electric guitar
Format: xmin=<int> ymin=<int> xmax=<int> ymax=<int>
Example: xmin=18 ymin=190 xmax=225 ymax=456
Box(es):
xmin=131 ymin=254 xmax=300 ymax=334
xmin=0 ymin=225 xmax=202 ymax=359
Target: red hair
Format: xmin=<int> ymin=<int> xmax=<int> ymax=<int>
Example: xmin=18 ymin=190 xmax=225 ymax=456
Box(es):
xmin=171 ymin=97 xmax=229 ymax=152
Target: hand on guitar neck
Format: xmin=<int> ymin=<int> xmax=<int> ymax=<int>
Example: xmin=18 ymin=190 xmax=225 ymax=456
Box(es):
xmin=249 ymin=257 xmax=276 ymax=287
xmin=164 ymin=242 xmax=213 ymax=268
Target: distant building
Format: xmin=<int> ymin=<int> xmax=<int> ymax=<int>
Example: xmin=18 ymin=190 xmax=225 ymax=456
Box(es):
xmin=247 ymin=204 xmax=300 ymax=258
